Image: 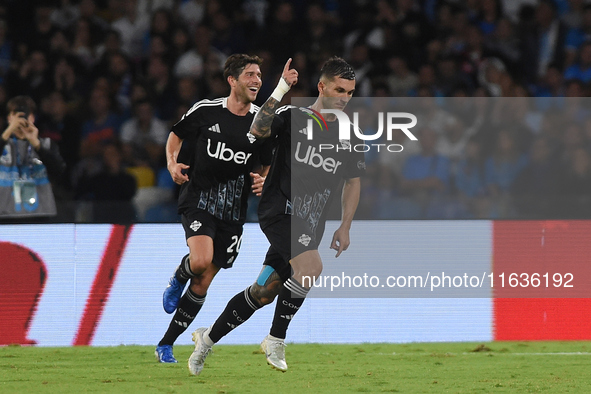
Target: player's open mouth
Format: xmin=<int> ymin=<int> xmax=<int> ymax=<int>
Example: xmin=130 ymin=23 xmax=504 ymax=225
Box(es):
xmin=249 ymin=87 xmax=259 ymax=92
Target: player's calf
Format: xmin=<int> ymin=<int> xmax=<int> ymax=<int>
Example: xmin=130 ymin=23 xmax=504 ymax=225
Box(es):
xmin=163 ymin=254 xmax=192 ymax=314
xmin=249 ymin=265 xmax=283 ymax=306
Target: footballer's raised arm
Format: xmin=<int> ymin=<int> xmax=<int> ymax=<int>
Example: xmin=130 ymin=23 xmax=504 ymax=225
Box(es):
xmin=250 ymin=58 xmax=298 ymax=139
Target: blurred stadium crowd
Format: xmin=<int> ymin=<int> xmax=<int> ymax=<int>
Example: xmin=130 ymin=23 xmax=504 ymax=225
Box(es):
xmin=0 ymin=0 xmax=590 ymax=222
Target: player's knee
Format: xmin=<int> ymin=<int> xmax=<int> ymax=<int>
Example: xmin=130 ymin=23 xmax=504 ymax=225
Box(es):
xmin=188 ymin=252 xmax=212 ymax=275
xmin=298 ymin=261 xmax=323 ymax=281
xmin=249 ymin=283 xmax=280 ymax=306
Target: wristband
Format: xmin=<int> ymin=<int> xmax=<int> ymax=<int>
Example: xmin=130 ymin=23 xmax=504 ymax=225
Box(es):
xmin=270 ymin=78 xmax=291 ymax=102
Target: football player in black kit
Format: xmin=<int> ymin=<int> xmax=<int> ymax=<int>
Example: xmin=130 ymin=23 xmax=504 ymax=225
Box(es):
xmin=155 ymin=54 xmax=273 ymax=363
xmin=188 ymin=57 xmax=364 ymax=375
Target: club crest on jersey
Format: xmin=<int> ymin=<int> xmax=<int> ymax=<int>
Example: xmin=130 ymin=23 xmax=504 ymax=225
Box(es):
xmin=339 ymin=139 xmax=351 ymax=149
xmin=190 ymin=220 xmax=202 ymax=232
xmin=246 ymin=132 xmax=256 ymax=143
xmin=208 ymin=123 xmax=221 ymax=133
xmin=298 ymin=234 xmax=311 ymax=246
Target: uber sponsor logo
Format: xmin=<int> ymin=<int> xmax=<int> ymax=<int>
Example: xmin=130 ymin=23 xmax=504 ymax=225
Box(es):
xmin=294 ymin=142 xmax=342 ymax=174
xmin=207 ymin=139 xmax=252 ymax=164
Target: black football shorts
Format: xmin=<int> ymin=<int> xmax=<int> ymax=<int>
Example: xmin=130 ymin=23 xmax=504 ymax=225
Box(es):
xmin=260 ymin=214 xmax=319 ymax=281
xmin=181 ymin=207 xmax=244 ymax=269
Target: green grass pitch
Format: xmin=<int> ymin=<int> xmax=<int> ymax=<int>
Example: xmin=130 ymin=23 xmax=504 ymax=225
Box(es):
xmin=2 ymin=342 xmax=591 ymax=393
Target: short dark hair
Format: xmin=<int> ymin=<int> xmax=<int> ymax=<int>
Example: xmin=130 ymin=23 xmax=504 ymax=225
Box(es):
xmin=319 ymin=57 xmax=355 ymax=81
xmin=6 ymin=95 xmax=37 ymax=116
xmin=223 ymin=54 xmax=263 ymax=80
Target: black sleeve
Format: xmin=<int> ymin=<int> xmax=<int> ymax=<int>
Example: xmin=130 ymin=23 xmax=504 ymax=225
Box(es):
xmin=36 ymin=138 xmax=66 ymax=177
xmin=269 ymin=105 xmax=292 ymax=138
xmin=259 ymin=137 xmax=275 ymax=166
xmin=171 ymin=104 xmax=203 ymax=140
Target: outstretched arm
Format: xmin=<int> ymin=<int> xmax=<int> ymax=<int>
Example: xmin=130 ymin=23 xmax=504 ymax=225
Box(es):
xmin=250 ymin=58 xmax=298 ymax=139
xmin=330 ymin=177 xmax=361 ymax=257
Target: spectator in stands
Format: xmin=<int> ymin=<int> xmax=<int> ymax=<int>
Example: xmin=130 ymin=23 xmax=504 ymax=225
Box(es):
xmin=5 ymin=49 xmax=53 ymax=103
xmin=519 ymin=0 xmax=567 ymax=84
xmin=454 ymin=137 xmax=489 ymax=217
xmin=37 ymin=90 xmax=81 ymax=191
xmin=145 ymin=55 xmax=176 ymax=121
xmin=103 ymin=50 xmax=133 ymax=113
xmin=400 ymin=128 xmax=451 ymax=215
xmin=172 ymin=25 xmax=205 ymax=79
xmin=477 ymin=0 xmax=504 ymax=35
xmin=0 ymin=95 xmax=65 ymax=219
xmin=386 ymin=56 xmax=418 ymax=97
xmin=75 ymin=141 xmax=137 ymax=223
xmin=556 ymin=147 xmax=591 ymax=218
xmin=209 ymin=11 xmax=246 ymax=56
xmin=142 ymin=8 xmax=173 ymax=58
xmin=73 ymin=87 xmax=122 ymax=189
xmin=559 ymin=122 xmax=586 ymax=166
xmin=484 ymin=17 xmax=521 ymax=74
xmin=70 ymin=17 xmax=97 ymax=69
xmin=120 ymin=98 xmax=167 ymax=170
xmin=533 ymin=63 xmax=565 ymax=108
xmin=0 ymin=19 xmax=11 ymax=84
xmin=437 ymin=116 xmax=482 ymax=165
xmin=94 ymin=29 xmax=123 ymax=75
xmin=27 ymin=5 xmax=60 ymax=52
xmin=512 ymin=137 xmax=561 ymax=218
xmin=564 ymin=40 xmax=591 ymax=83
xmin=484 ymin=129 xmax=528 ymax=217
xmin=177 ymin=0 xmax=206 ymax=34
xmin=176 ymin=77 xmax=200 ymax=108
xmin=111 ymin=0 xmax=150 ymax=60
xmin=263 ymin=2 xmax=300 ymax=63
xmin=563 ymin=4 xmax=591 ymax=66
xmin=77 ymin=0 xmax=110 ymax=44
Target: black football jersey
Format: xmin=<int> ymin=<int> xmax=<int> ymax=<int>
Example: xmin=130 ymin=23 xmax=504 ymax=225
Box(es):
xmin=172 ymin=97 xmax=273 ymax=223
xmin=258 ymin=105 xmax=365 ymax=237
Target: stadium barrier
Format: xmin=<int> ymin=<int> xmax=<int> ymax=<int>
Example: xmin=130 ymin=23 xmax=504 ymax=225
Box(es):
xmin=0 ymin=221 xmax=588 ymax=346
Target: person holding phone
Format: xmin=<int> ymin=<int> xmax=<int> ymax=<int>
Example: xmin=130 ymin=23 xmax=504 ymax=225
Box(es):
xmin=0 ymin=95 xmax=65 ymax=219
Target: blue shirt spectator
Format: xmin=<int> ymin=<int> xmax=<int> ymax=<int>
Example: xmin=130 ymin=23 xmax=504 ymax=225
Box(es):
xmin=485 ymin=130 xmax=528 ymax=193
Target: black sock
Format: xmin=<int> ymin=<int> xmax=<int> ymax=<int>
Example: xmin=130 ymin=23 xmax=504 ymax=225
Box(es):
xmin=208 ymin=286 xmax=262 ymax=343
xmin=158 ymin=288 xmax=205 ymax=346
xmin=174 ymin=254 xmax=194 ymax=284
xmin=269 ymin=278 xmax=309 ymax=339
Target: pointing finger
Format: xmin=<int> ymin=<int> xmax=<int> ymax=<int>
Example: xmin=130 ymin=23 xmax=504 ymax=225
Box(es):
xmin=283 ymin=58 xmax=292 ymax=73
